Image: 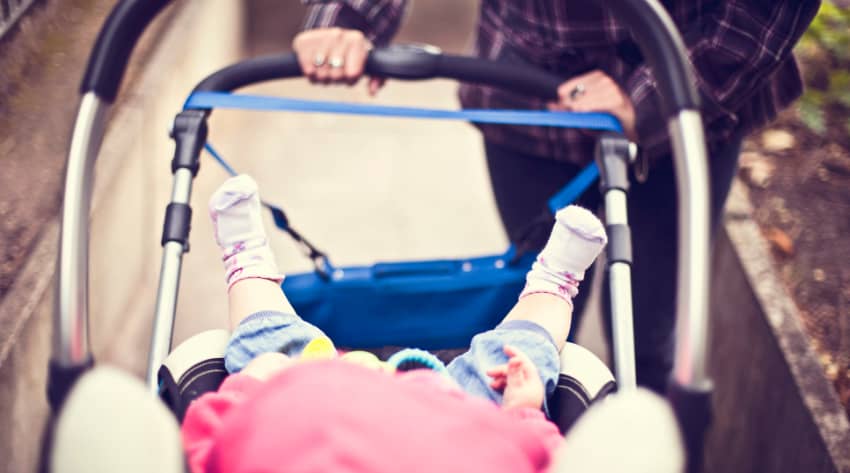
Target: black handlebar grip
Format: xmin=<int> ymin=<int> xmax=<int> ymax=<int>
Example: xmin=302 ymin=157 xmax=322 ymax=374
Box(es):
xmin=80 ymin=0 xmax=173 ymax=102
xmin=194 ymin=55 xmax=303 ymax=93
xmin=194 ymin=45 xmax=563 ymax=101
xmin=366 ymin=46 xmax=561 ymax=100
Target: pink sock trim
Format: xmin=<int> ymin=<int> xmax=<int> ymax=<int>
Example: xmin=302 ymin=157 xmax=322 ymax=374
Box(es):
xmin=227 ymin=275 xmax=285 ymax=292
xmin=518 ymin=287 xmax=576 ymax=307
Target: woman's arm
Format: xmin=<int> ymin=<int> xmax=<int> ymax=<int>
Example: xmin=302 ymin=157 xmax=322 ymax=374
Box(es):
xmin=625 ymin=0 xmax=820 ymax=152
xmin=301 ymin=0 xmax=409 ymax=46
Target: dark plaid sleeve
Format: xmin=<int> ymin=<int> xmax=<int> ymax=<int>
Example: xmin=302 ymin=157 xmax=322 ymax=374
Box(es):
xmin=626 ymin=0 xmax=821 ymax=154
xmin=301 ymin=0 xmax=409 ymax=45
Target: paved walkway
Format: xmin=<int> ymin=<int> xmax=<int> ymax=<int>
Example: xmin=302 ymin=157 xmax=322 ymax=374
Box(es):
xmin=95 ymin=0 xmax=608 ymax=373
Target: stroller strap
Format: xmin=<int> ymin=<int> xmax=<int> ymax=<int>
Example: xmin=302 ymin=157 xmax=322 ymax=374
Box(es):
xmin=185 ymin=91 xmax=623 ymax=131
xmin=189 ymin=91 xmax=622 ymax=275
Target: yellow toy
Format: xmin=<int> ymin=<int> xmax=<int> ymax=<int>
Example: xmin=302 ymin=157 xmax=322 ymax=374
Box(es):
xmin=300 ymin=336 xmax=394 ymax=372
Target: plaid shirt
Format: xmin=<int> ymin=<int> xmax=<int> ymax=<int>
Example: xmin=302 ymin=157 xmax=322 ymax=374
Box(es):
xmin=303 ymin=0 xmax=820 ymax=163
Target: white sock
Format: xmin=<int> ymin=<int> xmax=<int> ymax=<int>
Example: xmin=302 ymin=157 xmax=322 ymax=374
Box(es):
xmin=208 ymin=175 xmax=283 ymax=290
xmin=519 ymin=205 xmax=607 ymax=302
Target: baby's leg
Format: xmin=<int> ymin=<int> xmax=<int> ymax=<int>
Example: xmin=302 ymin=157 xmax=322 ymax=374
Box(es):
xmin=209 ymin=174 xmax=292 ymax=327
xmin=506 ymin=204 xmax=608 ymax=350
xmin=210 ymin=175 xmax=327 ymax=373
xmin=447 ymin=205 xmax=607 ymax=409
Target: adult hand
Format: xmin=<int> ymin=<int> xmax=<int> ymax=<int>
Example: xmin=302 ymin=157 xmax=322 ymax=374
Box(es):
xmin=549 ymin=70 xmax=637 ymax=142
xmin=292 ymin=28 xmax=385 ymax=95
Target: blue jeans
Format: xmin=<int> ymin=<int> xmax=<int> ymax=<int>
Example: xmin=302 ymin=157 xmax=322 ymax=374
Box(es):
xmin=484 ymin=136 xmax=743 ymax=393
xmin=225 ymin=312 xmax=560 ymax=411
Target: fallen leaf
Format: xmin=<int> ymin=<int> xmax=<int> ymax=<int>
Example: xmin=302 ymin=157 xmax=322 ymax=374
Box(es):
xmin=738 ymin=152 xmax=775 ymax=188
xmin=761 ymin=129 xmax=796 ymax=152
xmin=765 ymin=227 xmax=795 ymax=256
xmin=827 ymin=363 xmax=840 ymax=381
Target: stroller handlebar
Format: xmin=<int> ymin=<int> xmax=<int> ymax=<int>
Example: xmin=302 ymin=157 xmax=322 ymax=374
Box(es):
xmin=80 ymin=0 xmax=171 ymax=102
xmin=80 ymin=0 xmax=698 ymax=119
xmin=192 ymin=45 xmax=563 ymax=101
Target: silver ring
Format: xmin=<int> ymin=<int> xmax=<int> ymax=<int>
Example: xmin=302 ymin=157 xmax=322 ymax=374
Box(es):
xmin=569 ymin=83 xmax=587 ymax=101
xmin=313 ymin=54 xmax=326 ymax=67
xmin=328 ymin=56 xmax=345 ymax=69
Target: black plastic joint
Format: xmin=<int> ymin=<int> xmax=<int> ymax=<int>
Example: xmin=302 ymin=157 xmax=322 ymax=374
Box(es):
xmin=366 ymin=44 xmax=442 ymax=79
xmin=170 ymin=110 xmax=208 ymax=176
xmin=47 ymin=357 xmax=94 ymax=410
xmin=161 ymin=203 xmax=192 ymax=248
xmin=595 ymin=133 xmax=632 ymax=193
xmin=606 ymin=223 xmax=632 ymax=265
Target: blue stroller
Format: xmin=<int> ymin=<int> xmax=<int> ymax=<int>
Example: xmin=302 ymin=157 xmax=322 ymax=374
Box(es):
xmin=45 ymin=0 xmax=716 ymax=471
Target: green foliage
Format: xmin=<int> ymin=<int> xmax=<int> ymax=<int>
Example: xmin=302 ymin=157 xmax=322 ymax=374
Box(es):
xmin=796 ymin=1 xmax=850 ymax=136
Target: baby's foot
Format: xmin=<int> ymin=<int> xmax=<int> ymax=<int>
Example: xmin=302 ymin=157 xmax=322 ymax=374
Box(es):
xmin=209 ymin=175 xmax=283 ymax=289
xmin=487 ymin=345 xmax=545 ymax=410
xmin=520 ymin=205 xmax=607 ymax=301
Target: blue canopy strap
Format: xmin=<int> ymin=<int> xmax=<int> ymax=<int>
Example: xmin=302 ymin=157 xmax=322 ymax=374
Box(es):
xmin=190 ymin=91 xmax=623 ymax=274
xmin=185 ymin=91 xmax=623 ymax=131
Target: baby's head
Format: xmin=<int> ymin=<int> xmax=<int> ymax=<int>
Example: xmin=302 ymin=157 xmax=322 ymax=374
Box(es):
xmin=240 ymin=352 xmax=294 ymax=381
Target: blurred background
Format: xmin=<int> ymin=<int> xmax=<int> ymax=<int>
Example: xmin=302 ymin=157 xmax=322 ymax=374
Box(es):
xmin=0 ymin=1 xmax=848 ymax=472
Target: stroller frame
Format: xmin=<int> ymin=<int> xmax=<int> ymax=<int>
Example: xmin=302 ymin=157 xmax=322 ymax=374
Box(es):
xmin=50 ymin=0 xmax=714 ymax=471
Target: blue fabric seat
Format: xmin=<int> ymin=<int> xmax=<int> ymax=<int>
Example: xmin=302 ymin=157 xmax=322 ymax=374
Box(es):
xmin=283 ymin=253 xmax=536 ymax=350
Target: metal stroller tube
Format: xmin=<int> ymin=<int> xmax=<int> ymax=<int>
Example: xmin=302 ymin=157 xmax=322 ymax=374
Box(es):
xmin=602 ymin=1 xmax=713 ymax=471
xmin=55 ymin=94 xmax=103 ymax=365
xmin=50 ymin=0 xmax=176 ymax=408
xmin=50 ymin=93 xmax=105 ymax=405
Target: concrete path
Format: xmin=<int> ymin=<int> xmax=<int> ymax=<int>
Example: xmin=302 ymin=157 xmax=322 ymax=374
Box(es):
xmin=91 ymin=0 xmax=608 ymax=375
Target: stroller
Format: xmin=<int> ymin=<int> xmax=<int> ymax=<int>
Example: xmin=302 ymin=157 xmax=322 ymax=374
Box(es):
xmin=45 ymin=0 xmax=715 ymax=471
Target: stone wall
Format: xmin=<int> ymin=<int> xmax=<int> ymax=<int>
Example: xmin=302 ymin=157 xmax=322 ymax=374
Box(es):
xmin=0 ymin=2 xmax=244 ymax=471
xmin=705 ymin=182 xmax=850 ymax=473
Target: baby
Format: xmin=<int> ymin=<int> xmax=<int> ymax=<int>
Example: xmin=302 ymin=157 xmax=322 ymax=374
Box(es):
xmin=181 ymin=175 xmax=608 ymax=473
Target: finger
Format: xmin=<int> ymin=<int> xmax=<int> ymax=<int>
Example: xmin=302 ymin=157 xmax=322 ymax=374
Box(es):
xmin=573 ymin=74 xmax=623 ymax=108
xmin=327 ymin=43 xmax=350 ymax=82
xmin=506 ymin=359 xmax=530 ymax=384
xmin=488 ymin=375 xmax=506 ymax=386
xmin=312 ymin=31 xmax=340 ymax=83
xmin=313 ymin=46 xmax=332 ymax=83
xmin=343 ymin=34 xmax=369 ymax=83
xmin=507 ymin=357 xmax=525 ymax=372
xmin=570 ymin=92 xmax=621 ymax=113
xmin=310 ymin=38 xmax=335 ymax=83
xmin=293 ymin=31 xmax=317 ymax=77
xmin=486 ymin=364 xmax=508 ymax=377
xmin=557 ymin=76 xmax=588 ymax=103
xmin=503 ymin=344 xmax=524 ymax=358
xmin=557 ymin=70 xmax=607 ymax=104
xmin=297 ymin=47 xmax=316 ymax=78
xmin=367 ymin=77 xmax=385 ymax=96
xmin=490 ymin=379 xmax=506 ymax=391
